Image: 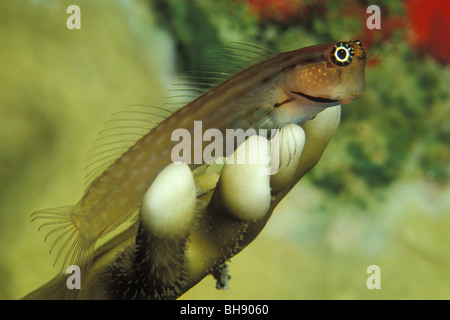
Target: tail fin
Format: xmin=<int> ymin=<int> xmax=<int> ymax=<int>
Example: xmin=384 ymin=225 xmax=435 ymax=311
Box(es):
xmin=31 ymin=205 xmax=94 ymax=272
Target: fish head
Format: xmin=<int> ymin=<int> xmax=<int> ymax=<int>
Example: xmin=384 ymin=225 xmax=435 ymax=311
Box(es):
xmin=327 ymin=40 xmax=367 ymax=103
xmin=284 ymin=40 xmax=366 ymax=105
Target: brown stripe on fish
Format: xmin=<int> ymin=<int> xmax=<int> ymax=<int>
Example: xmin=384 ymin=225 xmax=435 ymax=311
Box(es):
xmin=291 ymin=91 xmax=339 ymax=104
xmin=273 ymin=97 xmax=295 ymax=108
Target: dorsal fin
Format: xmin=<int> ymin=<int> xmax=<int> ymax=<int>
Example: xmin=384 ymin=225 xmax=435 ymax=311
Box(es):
xmin=84 ymin=104 xmax=174 ymax=189
xmin=164 ymin=43 xmax=279 ymax=107
xmin=84 ymin=43 xmax=278 ymax=188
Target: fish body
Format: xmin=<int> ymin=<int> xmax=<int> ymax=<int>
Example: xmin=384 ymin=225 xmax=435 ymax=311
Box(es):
xmin=32 ymin=40 xmax=366 ymax=270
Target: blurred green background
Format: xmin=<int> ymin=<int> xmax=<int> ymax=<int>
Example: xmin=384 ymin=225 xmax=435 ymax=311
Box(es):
xmin=0 ymin=0 xmax=448 ymax=299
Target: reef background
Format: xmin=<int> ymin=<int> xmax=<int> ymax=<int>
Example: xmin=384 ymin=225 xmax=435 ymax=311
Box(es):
xmin=0 ymin=0 xmax=448 ymax=299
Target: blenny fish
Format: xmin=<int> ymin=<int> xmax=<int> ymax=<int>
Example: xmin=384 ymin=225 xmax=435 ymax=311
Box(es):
xmin=32 ymin=40 xmax=366 ymax=271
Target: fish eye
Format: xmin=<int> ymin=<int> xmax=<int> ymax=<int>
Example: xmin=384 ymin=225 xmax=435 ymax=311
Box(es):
xmin=331 ymin=42 xmax=355 ymax=66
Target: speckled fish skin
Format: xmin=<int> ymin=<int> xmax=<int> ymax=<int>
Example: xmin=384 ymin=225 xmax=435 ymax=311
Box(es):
xmin=33 ymin=40 xmax=366 ymax=269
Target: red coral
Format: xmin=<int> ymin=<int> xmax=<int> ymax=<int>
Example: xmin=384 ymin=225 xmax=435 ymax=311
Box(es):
xmin=238 ymin=0 xmax=449 ymax=63
xmin=407 ymin=0 xmax=450 ymax=63
xmin=241 ymin=0 xmax=303 ymax=21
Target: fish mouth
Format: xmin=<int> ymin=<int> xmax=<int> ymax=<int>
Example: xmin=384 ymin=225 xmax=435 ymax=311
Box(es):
xmin=340 ymin=92 xmax=362 ymax=104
